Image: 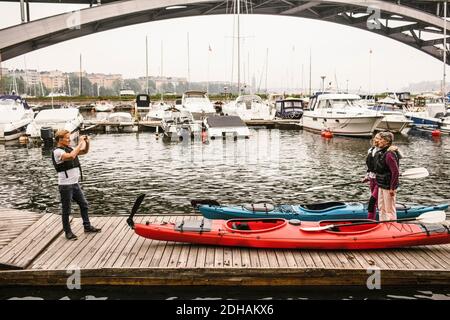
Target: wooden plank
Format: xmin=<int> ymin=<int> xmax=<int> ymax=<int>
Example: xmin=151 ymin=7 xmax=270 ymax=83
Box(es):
xmin=0 ymin=214 xmax=61 ymax=269
xmin=248 ymin=248 xmax=261 ymax=268
xmin=290 ymin=250 xmax=308 ymax=268
xmin=71 ymin=216 xmax=123 ymax=269
xmin=110 ymin=217 xmax=146 ymax=268
xmin=283 ymin=250 xmax=299 ymax=268
xmin=298 ymin=250 xmax=317 ymax=268
xmin=231 ymin=247 xmax=242 ymax=268
xmin=223 ymin=246 xmax=233 ymax=267
xmin=154 ymin=216 xmax=184 ymax=268
xmin=274 ymin=250 xmax=288 ymax=268
xmin=265 ymin=249 xmax=280 ymax=268
xmin=240 ymin=248 xmax=252 ymax=268
xmin=48 ymin=217 xmax=110 ymax=270
xmin=373 ymin=252 xmax=401 ymax=270
xmin=85 ymin=217 xmax=131 ymax=269
xmin=31 ymin=222 xmax=85 ymax=270
xmin=10 ymin=216 xmax=63 ymax=268
xmin=0 ymin=214 xmax=54 ymax=261
xmin=175 ymin=244 xmax=192 ymax=268
xmin=204 ymin=245 xmax=216 ymax=268
xmin=257 ymin=250 xmax=270 ymax=268
xmin=130 ymin=216 xmax=162 ymax=268
xmin=419 ymin=246 xmax=450 ymax=269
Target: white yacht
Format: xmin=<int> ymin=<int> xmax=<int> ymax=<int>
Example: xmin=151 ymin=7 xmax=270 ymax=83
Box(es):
xmin=302 ymin=93 xmax=383 ymax=137
xmin=440 ymin=117 xmax=450 ymax=133
xmin=26 ymin=108 xmax=84 ymax=141
xmin=144 ymin=101 xmax=174 ymax=121
xmin=0 ymin=95 xmax=34 ymax=141
xmin=160 ymin=109 xmax=201 ymax=141
xmin=104 ymin=112 xmax=136 ymax=133
xmin=203 ymin=115 xmax=250 ymax=139
xmin=369 ymin=97 xmax=413 ymax=134
xmin=180 ymin=91 xmax=216 ymax=120
xmin=94 ymin=100 xmax=115 ymax=112
xmin=222 ymin=94 xmax=274 ymax=121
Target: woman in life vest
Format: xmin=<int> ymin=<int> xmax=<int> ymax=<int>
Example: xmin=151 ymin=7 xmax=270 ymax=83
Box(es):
xmin=52 ymin=130 xmax=101 ymax=240
xmin=364 ymin=133 xmax=381 ymax=220
xmin=374 ymin=131 xmax=401 ymax=221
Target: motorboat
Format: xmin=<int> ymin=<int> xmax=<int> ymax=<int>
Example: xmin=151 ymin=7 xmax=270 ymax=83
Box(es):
xmin=135 ymin=94 xmax=151 ymax=112
xmin=405 ymin=94 xmax=446 ymax=130
xmin=203 ymin=115 xmax=250 ymax=140
xmin=104 ymin=112 xmax=136 ymax=133
xmin=222 ymin=94 xmax=274 ymax=121
xmin=274 ymin=98 xmax=304 ymax=119
xmin=144 ymin=101 xmax=174 ymax=121
xmin=368 ymin=97 xmax=413 ymax=134
xmin=180 ymin=91 xmax=216 ymax=120
xmin=160 ymin=108 xmax=201 ymax=141
xmin=0 ymin=95 xmax=34 ymax=141
xmin=302 ymin=93 xmax=383 ymax=137
xmin=26 ymin=108 xmax=84 ymax=142
xmin=94 ymin=100 xmax=115 ymax=112
xmin=440 ymin=116 xmax=450 ymax=133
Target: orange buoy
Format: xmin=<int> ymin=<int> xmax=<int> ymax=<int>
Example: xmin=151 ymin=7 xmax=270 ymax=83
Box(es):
xmin=431 ymin=129 xmax=441 ymax=137
xmin=321 ymin=129 xmax=333 ymax=138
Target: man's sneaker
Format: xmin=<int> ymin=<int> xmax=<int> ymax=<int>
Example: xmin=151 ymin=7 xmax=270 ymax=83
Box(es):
xmin=84 ymin=225 xmax=101 ymax=233
xmin=65 ymin=232 xmax=78 ymax=240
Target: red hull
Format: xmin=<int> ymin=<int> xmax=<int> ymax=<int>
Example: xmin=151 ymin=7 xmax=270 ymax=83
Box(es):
xmin=133 ymin=218 xmax=450 ymax=250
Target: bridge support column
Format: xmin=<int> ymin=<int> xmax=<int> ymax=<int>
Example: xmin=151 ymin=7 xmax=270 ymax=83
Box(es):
xmin=19 ymin=0 xmax=30 ymax=23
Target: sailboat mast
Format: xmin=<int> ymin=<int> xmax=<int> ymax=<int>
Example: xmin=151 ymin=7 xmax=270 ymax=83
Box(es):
xmin=237 ymin=0 xmax=241 ymax=95
xmin=444 ymin=1 xmax=447 ymax=104
xmin=187 ymin=32 xmax=190 ymax=89
xmin=79 ymin=53 xmax=82 ymax=96
xmin=309 ymin=48 xmax=312 ymax=96
xmin=265 ymin=48 xmax=268 ymax=93
xmin=146 ymin=35 xmax=149 ymax=95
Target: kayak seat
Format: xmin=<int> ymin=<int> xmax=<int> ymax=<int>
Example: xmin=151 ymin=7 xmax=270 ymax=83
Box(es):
xmin=300 ymin=202 xmax=347 ymax=212
xmin=231 ymin=222 xmax=251 ymax=231
xmin=243 ymin=203 xmax=275 ymax=212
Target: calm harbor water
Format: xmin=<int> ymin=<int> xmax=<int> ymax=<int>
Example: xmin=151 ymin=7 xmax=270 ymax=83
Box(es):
xmin=0 ymin=128 xmax=449 ymax=300
xmin=0 ymin=128 xmax=449 ymax=215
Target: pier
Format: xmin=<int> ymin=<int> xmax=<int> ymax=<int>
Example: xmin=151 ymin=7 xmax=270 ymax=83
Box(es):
xmin=81 ymin=119 xmax=303 ymax=133
xmin=0 ymin=207 xmax=449 ymax=287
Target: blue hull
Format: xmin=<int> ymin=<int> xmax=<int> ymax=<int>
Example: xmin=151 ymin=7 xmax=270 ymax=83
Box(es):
xmin=198 ymin=202 xmax=449 ymax=221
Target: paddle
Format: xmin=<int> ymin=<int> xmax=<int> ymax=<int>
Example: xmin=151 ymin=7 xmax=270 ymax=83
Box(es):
xmin=305 ymin=167 xmax=429 ymax=192
xmin=299 ymin=210 xmax=447 ymax=232
xmin=126 ymin=193 xmax=146 ymax=228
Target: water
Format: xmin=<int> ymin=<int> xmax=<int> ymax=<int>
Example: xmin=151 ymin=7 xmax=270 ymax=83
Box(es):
xmin=0 ymin=129 xmax=449 ymax=215
xmin=1 ymin=285 xmax=449 ymax=300
xmin=0 ymin=128 xmax=449 ymax=300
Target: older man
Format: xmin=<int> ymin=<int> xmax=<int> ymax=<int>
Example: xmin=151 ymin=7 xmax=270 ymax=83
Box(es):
xmin=373 ymin=131 xmax=400 ymax=221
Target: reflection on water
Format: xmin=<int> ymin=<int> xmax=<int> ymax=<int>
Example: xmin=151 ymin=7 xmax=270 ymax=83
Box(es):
xmin=1 ymin=285 xmax=449 ymax=300
xmin=0 ymin=129 xmax=449 ymax=215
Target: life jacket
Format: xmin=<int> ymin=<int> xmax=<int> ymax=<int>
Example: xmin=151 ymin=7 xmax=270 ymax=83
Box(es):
xmin=366 ymin=146 xmax=377 ymax=173
xmin=51 ymin=146 xmax=82 ymax=180
xmin=374 ymin=147 xmax=400 ymax=189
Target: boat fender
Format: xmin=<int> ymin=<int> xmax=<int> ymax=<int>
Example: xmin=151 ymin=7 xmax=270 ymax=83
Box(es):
xmin=288 ymin=219 xmax=301 ymax=226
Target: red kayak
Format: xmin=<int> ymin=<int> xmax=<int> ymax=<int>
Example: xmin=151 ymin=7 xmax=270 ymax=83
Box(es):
xmin=131 ymin=217 xmax=450 ymax=250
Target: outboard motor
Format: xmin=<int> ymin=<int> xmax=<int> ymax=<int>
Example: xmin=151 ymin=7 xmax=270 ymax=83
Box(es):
xmin=40 ymin=127 xmax=54 ymax=149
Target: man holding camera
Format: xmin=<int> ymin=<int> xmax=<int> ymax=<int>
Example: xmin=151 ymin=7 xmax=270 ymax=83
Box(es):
xmin=52 ymin=130 xmax=101 ymax=240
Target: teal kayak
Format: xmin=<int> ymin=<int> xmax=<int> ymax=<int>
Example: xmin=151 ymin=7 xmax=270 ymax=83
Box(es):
xmin=194 ymin=201 xmax=449 ymax=221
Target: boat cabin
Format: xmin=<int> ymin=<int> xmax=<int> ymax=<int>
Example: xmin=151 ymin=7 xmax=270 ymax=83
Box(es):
xmin=275 ymin=98 xmax=304 ymax=119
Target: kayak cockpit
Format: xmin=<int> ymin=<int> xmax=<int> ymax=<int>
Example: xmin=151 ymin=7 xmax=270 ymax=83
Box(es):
xmin=300 ymin=202 xmax=347 ymax=212
xmin=226 ymin=218 xmax=287 ymax=233
xmin=319 ymin=219 xmax=380 ymax=234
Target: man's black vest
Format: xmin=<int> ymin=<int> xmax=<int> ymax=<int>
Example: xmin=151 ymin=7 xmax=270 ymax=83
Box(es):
xmin=51 ymin=146 xmax=82 ymax=179
xmin=374 ymin=147 xmax=400 ymax=189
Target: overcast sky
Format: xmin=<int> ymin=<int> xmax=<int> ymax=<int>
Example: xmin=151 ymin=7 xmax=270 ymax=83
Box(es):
xmin=0 ymin=2 xmax=447 ymax=93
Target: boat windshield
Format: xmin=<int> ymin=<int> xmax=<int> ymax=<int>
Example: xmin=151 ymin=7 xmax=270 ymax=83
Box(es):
xmin=0 ymin=99 xmax=22 ymax=110
xmin=284 ymin=100 xmax=303 ymax=109
xmin=317 ymin=98 xmax=362 ymax=109
xmin=236 ymin=95 xmax=263 ymax=104
xmin=184 ymin=97 xmax=209 ymax=103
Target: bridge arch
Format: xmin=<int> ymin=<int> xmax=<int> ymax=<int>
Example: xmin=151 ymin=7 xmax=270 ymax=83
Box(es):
xmin=0 ymin=0 xmax=449 ymax=63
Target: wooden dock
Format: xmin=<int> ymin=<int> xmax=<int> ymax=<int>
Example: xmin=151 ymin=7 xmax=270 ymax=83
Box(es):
xmin=82 ymin=119 xmax=302 ymax=133
xmin=0 ymin=207 xmax=449 ymax=287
